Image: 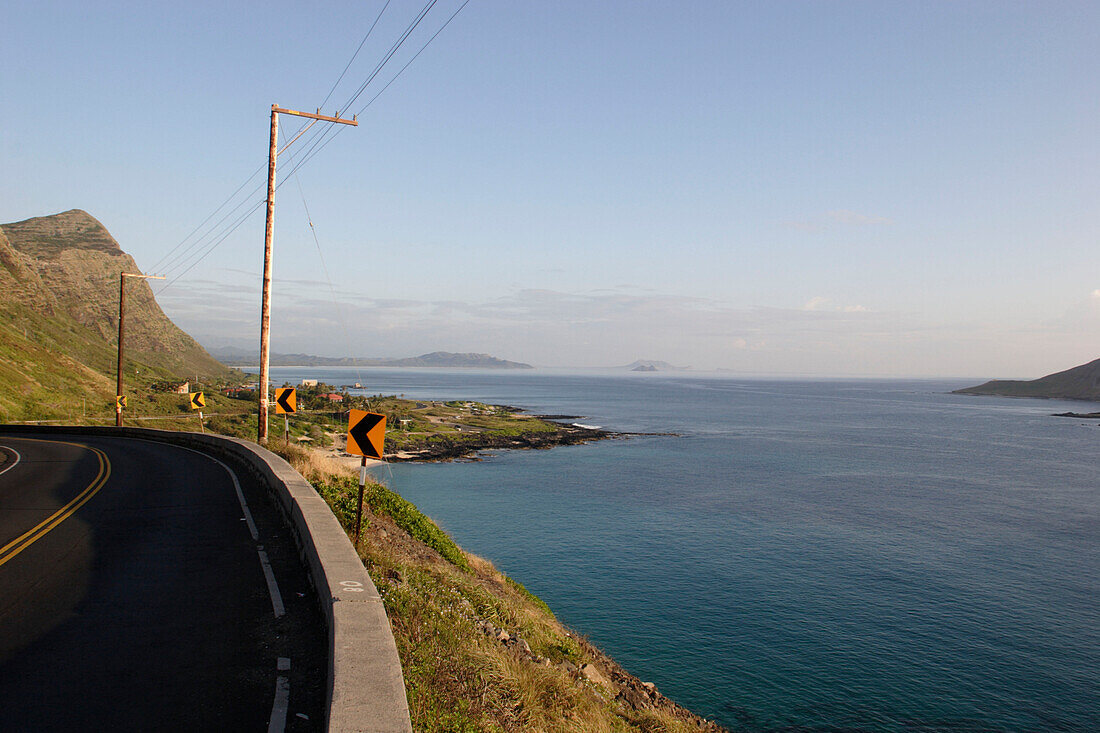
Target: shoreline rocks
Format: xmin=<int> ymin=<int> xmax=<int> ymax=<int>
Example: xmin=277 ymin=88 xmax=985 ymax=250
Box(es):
xmin=385 ymin=423 xmax=615 ymax=462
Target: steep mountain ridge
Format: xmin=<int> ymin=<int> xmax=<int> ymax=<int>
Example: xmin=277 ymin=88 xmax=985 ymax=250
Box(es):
xmin=0 ymin=209 xmax=232 ymax=420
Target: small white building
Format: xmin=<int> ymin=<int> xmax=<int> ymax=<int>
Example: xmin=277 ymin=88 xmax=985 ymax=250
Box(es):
xmin=300 ymin=378 xmax=318 ymax=387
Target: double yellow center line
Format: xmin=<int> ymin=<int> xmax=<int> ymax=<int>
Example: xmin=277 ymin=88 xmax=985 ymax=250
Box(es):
xmin=0 ymin=441 xmax=111 ymax=568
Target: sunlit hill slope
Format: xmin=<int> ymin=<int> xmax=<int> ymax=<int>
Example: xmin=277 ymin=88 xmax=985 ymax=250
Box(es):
xmin=0 ymin=209 xmax=233 ymax=421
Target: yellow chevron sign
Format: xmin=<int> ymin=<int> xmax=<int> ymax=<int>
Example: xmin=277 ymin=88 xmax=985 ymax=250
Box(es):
xmin=275 ymin=387 xmax=296 ymax=414
xmin=347 ymin=410 xmax=386 ymax=459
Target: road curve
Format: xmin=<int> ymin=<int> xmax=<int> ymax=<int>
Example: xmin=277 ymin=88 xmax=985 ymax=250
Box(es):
xmin=0 ymin=433 xmax=326 ymax=731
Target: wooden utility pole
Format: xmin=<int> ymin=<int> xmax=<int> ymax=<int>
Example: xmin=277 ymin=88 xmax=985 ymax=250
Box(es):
xmin=116 ymin=272 xmax=165 ymax=426
xmin=257 ymin=104 xmax=357 ymax=444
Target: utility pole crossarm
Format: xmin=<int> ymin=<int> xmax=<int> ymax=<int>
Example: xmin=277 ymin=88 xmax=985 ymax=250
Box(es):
xmin=271 ymin=105 xmax=358 ymax=126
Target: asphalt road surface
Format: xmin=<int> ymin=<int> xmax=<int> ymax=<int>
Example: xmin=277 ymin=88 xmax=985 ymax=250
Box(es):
xmin=0 ymin=433 xmax=327 ymax=731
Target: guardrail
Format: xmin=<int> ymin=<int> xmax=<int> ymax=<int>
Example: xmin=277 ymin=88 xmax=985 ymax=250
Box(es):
xmin=0 ymin=425 xmax=412 ymax=733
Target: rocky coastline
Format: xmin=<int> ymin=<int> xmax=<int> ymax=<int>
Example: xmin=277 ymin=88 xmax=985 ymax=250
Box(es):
xmin=386 ymin=420 xmax=615 ymax=462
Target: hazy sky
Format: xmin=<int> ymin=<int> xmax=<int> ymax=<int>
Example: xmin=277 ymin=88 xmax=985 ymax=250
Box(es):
xmin=3 ymin=1 xmax=1098 ymax=376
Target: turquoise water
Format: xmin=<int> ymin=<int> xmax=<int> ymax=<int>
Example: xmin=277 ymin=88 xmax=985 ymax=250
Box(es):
xmin=274 ymin=368 xmax=1100 ymax=731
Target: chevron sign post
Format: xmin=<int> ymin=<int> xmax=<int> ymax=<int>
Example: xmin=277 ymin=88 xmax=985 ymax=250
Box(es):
xmin=189 ymin=391 xmax=206 ymax=433
xmin=347 ymin=409 xmax=386 ymax=547
xmin=275 ymin=387 xmax=296 ymax=446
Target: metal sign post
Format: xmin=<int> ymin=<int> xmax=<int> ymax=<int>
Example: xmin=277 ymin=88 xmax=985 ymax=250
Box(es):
xmin=275 ymin=387 xmax=296 ymax=448
xmin=189 ymin=392 xmax=206 ymax=433
xmin=354 ymin=457 xmax=367 ymax=548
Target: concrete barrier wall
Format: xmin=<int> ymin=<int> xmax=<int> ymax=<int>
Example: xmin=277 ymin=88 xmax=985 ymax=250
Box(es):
xmin=1 ymin=425 xmax=412 ymax=733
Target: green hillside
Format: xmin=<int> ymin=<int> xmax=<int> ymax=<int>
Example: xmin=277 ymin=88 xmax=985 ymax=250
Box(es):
xmin=954 ymin=358 xmax=1100 ymax=402
xmin=0 ymin=209 xmax=234 ymax=421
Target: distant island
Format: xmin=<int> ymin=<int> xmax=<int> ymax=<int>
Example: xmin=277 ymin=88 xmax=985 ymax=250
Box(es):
xmin=620 ymin=359 xmax=689 ymax=372
xmin=211 ymin=348 xmax=534 ymax=370
xmin=954 ymin=357 xmax=1100 ymax=402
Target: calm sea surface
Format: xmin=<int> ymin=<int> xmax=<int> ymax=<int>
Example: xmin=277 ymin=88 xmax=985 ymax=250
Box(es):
xmin=274 ymin=368 xmax=1099 ymax=731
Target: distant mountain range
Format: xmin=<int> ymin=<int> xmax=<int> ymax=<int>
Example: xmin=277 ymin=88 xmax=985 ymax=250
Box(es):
xmin=954 ymin=357 xmax=1100 ymax=402
xmin=211 ymin=348 xmax=534 ymax=370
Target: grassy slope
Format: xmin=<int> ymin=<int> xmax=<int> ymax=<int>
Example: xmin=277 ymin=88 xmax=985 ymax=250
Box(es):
xmin=282 ymin=446 xmax=725 ymax=733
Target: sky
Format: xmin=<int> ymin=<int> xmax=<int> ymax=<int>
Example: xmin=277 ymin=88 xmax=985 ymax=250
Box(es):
xmin=3 ymin=1 xmax=1098 ymax=377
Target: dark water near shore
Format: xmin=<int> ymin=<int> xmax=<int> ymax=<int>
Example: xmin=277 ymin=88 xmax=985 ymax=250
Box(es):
xmin=274 ymin=368 xmax=1100 ymax=731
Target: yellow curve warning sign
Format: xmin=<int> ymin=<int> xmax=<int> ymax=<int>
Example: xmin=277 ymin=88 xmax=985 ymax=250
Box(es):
xmin=347 ymin=409 xmax=386 ymax=459
xmin=275 ymin=387 xmax=297 ymax=414
xmin=189 ymin=391 xmax=205 ymax=410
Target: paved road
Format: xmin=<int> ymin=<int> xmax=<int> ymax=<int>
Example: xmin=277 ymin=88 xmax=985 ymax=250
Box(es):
xmin=0 ymin=433 xmax=326 ymax=731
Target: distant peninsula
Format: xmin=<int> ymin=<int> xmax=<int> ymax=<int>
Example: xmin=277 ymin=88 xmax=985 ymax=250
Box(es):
xmin=954 ymin=357 xmax=1100 ymax=402
xmin=212 ymin=348 xmax=534 ymax=370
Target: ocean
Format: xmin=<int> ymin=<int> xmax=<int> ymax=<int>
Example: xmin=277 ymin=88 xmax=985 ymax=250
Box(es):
xmin=272 ymin=367 xmax=1099 ymax=731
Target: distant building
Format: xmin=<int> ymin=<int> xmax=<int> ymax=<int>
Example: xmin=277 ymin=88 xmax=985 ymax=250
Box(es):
xmin=174 ymin=381 xmax=190 ymax=394
xmin=324 ymin=393 xmax=344 ymax=402
xmin=301 ymin=379 xmax=318 ymax=387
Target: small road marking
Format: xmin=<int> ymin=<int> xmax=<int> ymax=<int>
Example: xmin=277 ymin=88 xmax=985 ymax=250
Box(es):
xmin=0 ymin=445 xmax=22 ymax=476
xmin=268 ymin=658 xmax=291 ymax=733
xmin=258 ymin=547 xmax=286 ymax=618
xmin=0 ymin=441 xmax=110 ymax=568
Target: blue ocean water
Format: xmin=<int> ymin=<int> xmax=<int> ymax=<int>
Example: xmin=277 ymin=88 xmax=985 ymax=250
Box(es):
xmin=274 ymin=368 xmax=1100 ymax=731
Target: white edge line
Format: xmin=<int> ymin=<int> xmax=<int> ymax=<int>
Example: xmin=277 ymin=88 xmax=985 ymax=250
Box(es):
xmin=0 ymin=445 xmax=23 ymax=476
xmin=268 ymin=668 xmax=291 ymax=733
xmin=210 ymin=453 xmax=260 ymax=541
xmin=130 ymin=439 xmax=283 ymax=618
xmin=258 ymin=547 xmax=286 ymax=618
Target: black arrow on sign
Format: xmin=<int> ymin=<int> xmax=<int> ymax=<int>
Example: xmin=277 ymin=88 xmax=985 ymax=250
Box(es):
xmin=276 ymin=389 xmax=295 ymax=413
xmin=349 ymin=412 xmax=385 ymax=458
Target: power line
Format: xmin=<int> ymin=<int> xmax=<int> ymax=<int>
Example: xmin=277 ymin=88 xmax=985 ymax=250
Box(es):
xmin=317 ymin=0 xmax=394 ymax=112
xmin=155 ymin=0 xmax=471 ymax=291
xmin=155 ymin=120 xmax=340 ymax=283
xmin=291 ymin=170 xmax=366 ymax=388
xmin=151 ymin=3 xmax=390 ymax=284
xmin=269 ymin=0 xmax=442 ymax=188
xmin=280 ymin=0 xmax=470 ymax=184
xmin=148 ymin=161 xmax=266 ymax=274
